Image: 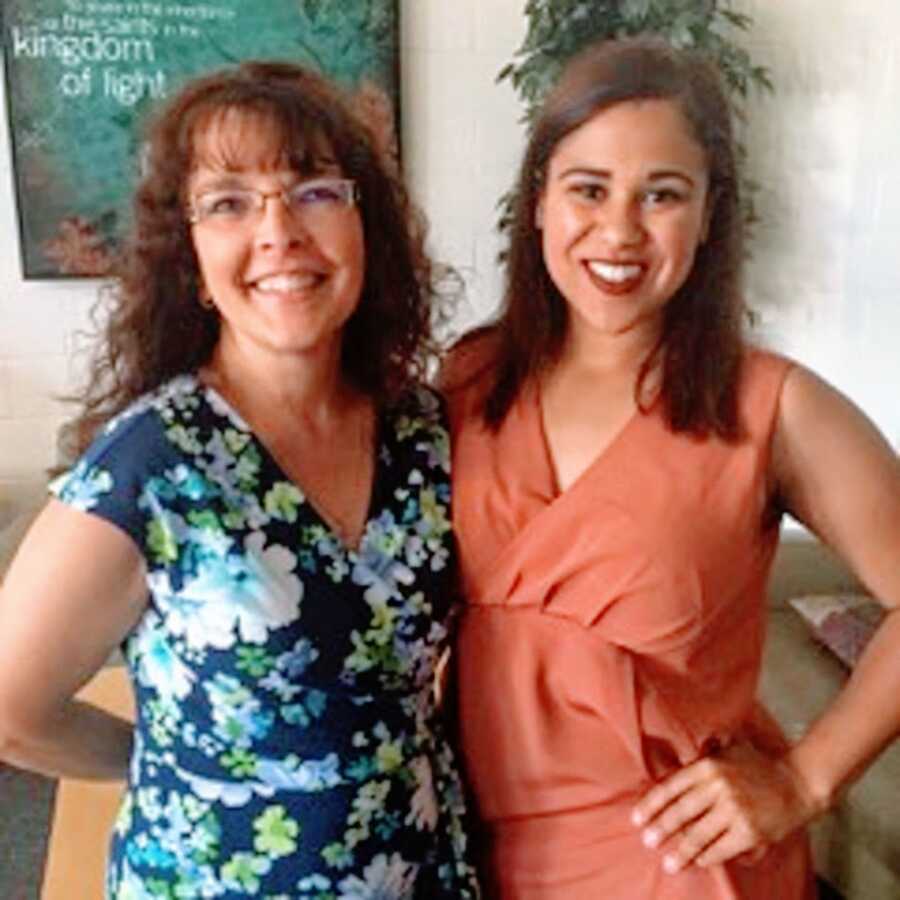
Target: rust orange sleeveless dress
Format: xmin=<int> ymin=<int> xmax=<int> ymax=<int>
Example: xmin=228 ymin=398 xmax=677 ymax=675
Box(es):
xmin=447 ymin=346 xmax=815 ymax=899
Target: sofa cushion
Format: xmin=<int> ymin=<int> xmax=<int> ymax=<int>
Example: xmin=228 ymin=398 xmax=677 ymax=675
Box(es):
xmin=761 ymin=584 xmax=900 ymax=897
xmin=788 ymin=593 xmax=885 ymax=668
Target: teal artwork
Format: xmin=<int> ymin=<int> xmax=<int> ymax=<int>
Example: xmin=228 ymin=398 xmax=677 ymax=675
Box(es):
xmin=1 ymin=0 xmax=399 ymax=278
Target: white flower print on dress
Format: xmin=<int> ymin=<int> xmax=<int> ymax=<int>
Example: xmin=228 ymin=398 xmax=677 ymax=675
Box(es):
xmin=50 ymin=462 xmax=113 ymax=511
xmin=149 ymin=532 xmax=302 ymax=650
xmin=53 ymin=380 xmax=481 ymax=898
xmin=132 ymin=613 xmax=196 ymax=701
xmin=173 ymin=768 xmax=275 ymax=808
xmin=336 ymin=852 xmax=418 ymax=900
xmin=405 ymin=755 xmax=439 ymax=831
xmin=352 ymin=550 xmax=415 ymax=606
xmin=204 ymin=385 xmax=252 ymax=431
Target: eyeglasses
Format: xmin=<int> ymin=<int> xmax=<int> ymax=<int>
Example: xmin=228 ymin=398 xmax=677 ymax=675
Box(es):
xmin=188 ymin=176 xmax=358 ymax=227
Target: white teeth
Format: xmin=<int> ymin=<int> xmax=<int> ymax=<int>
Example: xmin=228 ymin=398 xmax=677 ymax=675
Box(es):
xmin=253 ymin=273 xmax=320 ymax=292
xmin=587 ymin=261 xmax=643 ymax=283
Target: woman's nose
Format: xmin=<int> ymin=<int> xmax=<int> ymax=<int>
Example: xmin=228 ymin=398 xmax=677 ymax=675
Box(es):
xmin=254 ymin=193 xmax=309 ymax=249
xmin=596 ymin=196 xmax=645 ymax=246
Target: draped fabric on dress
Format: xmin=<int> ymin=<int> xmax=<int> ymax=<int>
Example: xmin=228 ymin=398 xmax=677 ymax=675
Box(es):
xmin=447 ymin=343 xmax=815 ymax=899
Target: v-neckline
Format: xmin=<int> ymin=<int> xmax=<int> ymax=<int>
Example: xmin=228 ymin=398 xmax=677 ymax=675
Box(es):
xmin=529 ymin=379 xmax=641 ymax=503
xmin=201 ymin=379 xmax=382 ymax=557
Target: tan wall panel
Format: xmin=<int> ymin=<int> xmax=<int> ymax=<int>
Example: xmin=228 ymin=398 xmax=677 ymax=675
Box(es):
xmin=41 ymin=667 xmax=133 ymax=900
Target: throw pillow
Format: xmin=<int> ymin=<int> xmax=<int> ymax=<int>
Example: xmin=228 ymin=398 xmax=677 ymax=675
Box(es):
xmin=788 ymin=593 xmax=885 ymax=669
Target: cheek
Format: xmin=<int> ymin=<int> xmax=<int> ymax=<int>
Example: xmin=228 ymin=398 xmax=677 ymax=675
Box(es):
xmin=541 ymin=225 xmax=566 ymax=287
xmin=192 ymin=233 xmax=245 ymax=286
xmin=190 ymin=238 xmax=214 ymax=288
xmin=662 ymin=215 xmax=707 ymax=267
xmin=541 ymin=231 xmax=583 ymax=307
xmin=547 ymin=197 xmax=588 ymax=243
xmin=541 ymin=200 xmax=587 ymax=269
xmin=343 ymin=225 xmax=366 ymax=294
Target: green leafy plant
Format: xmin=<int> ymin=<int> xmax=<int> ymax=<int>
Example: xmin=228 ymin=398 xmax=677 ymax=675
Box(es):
xmin=497 ymin=0 xmax=773 ymax=238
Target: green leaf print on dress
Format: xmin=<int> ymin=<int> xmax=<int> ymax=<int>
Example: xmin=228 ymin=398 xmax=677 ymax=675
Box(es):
xmin=52 ymin=376 xmax=480 ymax=898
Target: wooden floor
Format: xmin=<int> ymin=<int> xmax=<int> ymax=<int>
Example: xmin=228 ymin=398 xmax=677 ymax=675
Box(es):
xmin=40 ymin=666 xmax=133 ymax=900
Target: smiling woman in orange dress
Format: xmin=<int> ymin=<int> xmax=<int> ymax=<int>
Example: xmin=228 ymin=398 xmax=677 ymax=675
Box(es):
xmin=445 ymin=37 xmax=900 ymax=899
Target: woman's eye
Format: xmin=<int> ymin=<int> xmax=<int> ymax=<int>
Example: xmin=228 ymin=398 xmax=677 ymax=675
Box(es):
xmin=570 ymin=182 xmax=605 ymax=202
xmin=202 ymin=192 xmax=252 ymax=217
xmin=292 ymin=182 xmax=342 ymax=206
xmin=644 ymin=188 xmax=682 ymax=206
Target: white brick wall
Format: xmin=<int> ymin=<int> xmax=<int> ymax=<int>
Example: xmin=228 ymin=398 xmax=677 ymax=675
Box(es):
xmin=0 ymin=127 xmax=98 ymax=514
xmin=1 ymin=0 xmax=898 ymax=521
xmin=400 ymin=0 xmax=525 ymax=333
xmin=738 ymin=0 xmax=900 ymax=441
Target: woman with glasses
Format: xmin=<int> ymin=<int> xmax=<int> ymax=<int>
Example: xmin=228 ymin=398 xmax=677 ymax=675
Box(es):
xmin=0 ymin=62 xmax=481 ymax=898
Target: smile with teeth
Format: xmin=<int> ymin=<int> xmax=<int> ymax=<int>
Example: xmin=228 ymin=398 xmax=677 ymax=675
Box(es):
xmin=250 ymin=272 xmax=324 ymax=293
xmin=586 ymin=261 xmax=645 ymax=283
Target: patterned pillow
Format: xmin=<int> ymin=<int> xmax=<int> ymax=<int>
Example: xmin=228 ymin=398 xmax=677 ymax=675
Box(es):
xmin=788 ymin=593 xmax=885 ymax=668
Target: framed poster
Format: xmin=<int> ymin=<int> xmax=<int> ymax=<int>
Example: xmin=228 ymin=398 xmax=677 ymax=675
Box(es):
xmin=1 ymin=0 xmax=399 ymax=279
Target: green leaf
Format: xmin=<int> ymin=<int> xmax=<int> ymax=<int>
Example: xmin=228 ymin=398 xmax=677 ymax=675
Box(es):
xmin=253 ymin=805 xmax=300 ymax=858
xmin=496 ymin=62 xmax=515 ymax=83
xmin=721 ymin=9 xmax=753 ymax=30
xmin=621 ymin=0 xmax=653 ymax=20
xmin=147 ymin=519 xmax=178 ymax=565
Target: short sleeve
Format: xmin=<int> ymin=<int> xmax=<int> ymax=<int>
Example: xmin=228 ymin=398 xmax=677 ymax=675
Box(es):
xmin=50 ymin=409 xmax=170 ymax=555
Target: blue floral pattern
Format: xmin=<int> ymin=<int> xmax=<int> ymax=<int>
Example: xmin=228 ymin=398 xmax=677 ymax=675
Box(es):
xmin=52 ymin=376 xmax=480 ymax=899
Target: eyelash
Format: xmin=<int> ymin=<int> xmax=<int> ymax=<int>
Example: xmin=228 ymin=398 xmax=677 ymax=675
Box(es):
xmin=570 ymin=183 xmax=605 ymax=201
xmin=644 ymin=188 xmax=683 ymax=205
xmin=568 ymin=184 xmax=685 ymax=206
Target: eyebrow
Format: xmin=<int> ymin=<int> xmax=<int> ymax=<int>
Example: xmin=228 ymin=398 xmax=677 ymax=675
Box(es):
xmin=190 ymin=173 xmax=248 ymax=193
xmin=558 ymin=166 xmax=698 ymax=187
xmin=189 ymin=171 xmax=311 ymax=196
xmin=189 ymin=162 xmax=341 ymax=194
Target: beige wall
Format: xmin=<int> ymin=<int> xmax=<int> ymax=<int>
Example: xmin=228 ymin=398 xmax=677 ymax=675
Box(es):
xmin=1 ymin=0 xmax=898 ymax=522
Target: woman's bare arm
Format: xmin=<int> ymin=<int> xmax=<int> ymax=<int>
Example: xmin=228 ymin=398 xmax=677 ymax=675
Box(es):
xmin=771 ymin=365 xmax=900 ymax=803
xmin=0 ymin=498 xmax=147 ymax=781
xmin=632 ymin=365 xmax=900 ymax=872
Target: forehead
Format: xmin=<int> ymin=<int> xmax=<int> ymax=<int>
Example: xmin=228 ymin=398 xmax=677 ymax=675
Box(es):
xmin=550 ymin=98 xmax=707 ymax=175
xmin=188 ymin=106 xmax=334 ymax=175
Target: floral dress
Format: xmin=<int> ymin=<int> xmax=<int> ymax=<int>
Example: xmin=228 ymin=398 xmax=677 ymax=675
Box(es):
xmin=51 ymin=375 xmax=481 ymax=900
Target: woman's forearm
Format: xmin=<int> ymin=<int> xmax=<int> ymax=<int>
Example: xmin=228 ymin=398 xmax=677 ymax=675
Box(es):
xmin=630 ymin=611 xmax=900 ymax=871
xmin=784 ymin=606 xmax=900 ymax=812
xmin=0 ymin=698 xmax=133 ymax=782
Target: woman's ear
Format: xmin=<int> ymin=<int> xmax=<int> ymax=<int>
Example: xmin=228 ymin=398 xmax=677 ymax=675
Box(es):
xmin=198 ymin=281 xmax=215 ymax=310
xmin=535 ymin=195 xmax=545 ymax=230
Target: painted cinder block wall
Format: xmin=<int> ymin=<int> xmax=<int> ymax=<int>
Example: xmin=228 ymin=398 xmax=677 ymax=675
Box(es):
xmin=1 ymin=0 xmax=898 ymax=520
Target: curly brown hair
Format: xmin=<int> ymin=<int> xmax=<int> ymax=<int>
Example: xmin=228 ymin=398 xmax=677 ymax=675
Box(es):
xmin=482 ymin=36 xmax=745 ymax=439
xmin=62 ymin=60 xmax=445 ymax=460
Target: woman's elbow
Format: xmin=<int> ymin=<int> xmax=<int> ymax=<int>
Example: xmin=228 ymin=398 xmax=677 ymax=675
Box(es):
xmin=0 ymin=693 xmax=57 ymax=762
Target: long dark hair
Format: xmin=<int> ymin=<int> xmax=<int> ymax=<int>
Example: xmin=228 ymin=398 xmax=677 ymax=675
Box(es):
xmin=62 ymin=61 xmax=444 ymax=460
xmin=483 ymin=36 xmax=745 ymax=438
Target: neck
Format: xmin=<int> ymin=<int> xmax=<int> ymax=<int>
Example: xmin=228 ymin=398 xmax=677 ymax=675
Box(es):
xmin=203 ymin=334 xmax=359 ymax=426
xmin=557 ymin=319 xmax=663 ymax=379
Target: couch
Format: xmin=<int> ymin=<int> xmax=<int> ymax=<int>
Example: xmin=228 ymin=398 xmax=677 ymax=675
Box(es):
xmin=762 ymin=533 xmax=900 ymax=899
